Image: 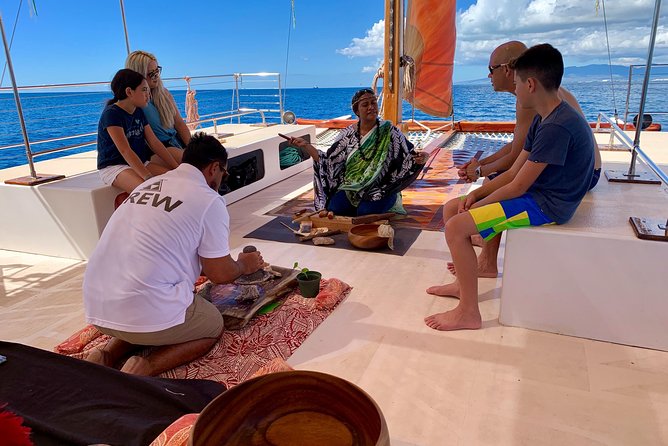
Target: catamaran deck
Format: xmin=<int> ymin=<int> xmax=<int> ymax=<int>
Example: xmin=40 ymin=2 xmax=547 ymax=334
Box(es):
xmin=1 ymin=130 xmax=667 ymax=445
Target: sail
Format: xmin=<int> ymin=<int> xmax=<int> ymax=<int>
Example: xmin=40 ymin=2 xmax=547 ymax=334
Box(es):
xmin=404 ymin=0 xmax=456 ymax=118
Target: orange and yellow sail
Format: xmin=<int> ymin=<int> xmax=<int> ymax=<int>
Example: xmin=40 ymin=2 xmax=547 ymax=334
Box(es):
xmin=404 ymin=0 xmax=456 ymax=118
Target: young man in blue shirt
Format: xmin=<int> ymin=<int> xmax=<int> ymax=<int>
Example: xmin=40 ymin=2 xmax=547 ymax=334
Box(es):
xmin=425 ymin=44 xmax=595 ymax=331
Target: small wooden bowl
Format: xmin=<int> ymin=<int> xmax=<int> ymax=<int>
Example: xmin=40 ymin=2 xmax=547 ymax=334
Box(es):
xmin=348 ymin=224 xmax=387 ymax=250
xmin=189 ymin=370 xmax=389 ymax=446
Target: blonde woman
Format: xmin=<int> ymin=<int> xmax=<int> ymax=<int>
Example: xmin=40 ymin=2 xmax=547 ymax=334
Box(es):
xmin=125 ymin=50 xmax=190 ymax=162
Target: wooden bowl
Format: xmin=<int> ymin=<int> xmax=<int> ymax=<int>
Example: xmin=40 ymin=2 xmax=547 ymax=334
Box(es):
xmin=348 ymin=224 xmax=388 ymax=250
xmin=189 ymin=370 xmax=389 ymax=446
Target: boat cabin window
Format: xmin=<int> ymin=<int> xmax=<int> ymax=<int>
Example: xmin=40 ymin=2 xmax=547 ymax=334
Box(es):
xmin=218 ymin=149 xmax=265 ymax=195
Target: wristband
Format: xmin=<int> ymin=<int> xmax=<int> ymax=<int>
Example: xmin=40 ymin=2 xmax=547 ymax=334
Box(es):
xmin=475 ymin=165 xmax=482 ymax=178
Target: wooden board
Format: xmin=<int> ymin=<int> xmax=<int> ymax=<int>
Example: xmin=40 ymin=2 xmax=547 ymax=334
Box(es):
xmin=4 ymin=173 xmax=65 ymax=185
xmin=309 ymin=216 xmax=390 ymax=233
xmin=197 ymin=266 xmax=300 ymax=329
xmin=309 ymin=215 xmax=356 ymax=232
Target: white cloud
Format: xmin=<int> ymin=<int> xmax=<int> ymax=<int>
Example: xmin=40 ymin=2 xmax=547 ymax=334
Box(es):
xmin=340 ymin=0 xmax=668 ymax=70
xmin=337 ymin=20 xmax=385 ymax=57
xmin=456 ymin=0 xmax=667 ymax=66
xmin=362 ymin=58 xmax=383 ymax=73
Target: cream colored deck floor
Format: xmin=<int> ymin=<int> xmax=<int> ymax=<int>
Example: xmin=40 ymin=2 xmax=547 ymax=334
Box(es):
xmin=2 ymin=134 xmax=668 ymax=445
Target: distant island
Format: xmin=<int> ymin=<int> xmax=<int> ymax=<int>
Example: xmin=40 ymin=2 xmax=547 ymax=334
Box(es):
xmin=456 ymin=64 xmax=647 ymax=85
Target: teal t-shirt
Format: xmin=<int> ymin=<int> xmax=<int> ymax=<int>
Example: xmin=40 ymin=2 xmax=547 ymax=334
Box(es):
xmin=143 ymin=101 xmax=182 ymax=148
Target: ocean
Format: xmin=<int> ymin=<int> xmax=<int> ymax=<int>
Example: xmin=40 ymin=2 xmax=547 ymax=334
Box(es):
xmin=1 ymin=81 xmax=667 ymax=170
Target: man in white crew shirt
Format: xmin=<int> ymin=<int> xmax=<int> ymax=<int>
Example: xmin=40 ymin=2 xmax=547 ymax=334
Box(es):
xmin=84 ymin=132 xmax=264 ymax=376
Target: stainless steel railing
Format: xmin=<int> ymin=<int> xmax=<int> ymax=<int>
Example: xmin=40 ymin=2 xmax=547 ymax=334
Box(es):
xmin=0 ymin=72 xmax=283 ymax=177
xmin=621 ymin=63 xmax=668 ymax=131
xmin=596 ymin=111 xmax=668 ymax=185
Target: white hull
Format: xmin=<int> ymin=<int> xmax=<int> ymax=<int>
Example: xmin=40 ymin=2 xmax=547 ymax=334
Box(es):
xmin=0 ymin=124 xmax=316 ymax=259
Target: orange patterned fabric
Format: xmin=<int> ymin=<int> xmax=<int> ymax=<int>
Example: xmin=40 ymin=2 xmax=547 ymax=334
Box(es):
xmin=55 ymin=279 xmax=350 ymax=387
xmin=54 ymin=325 xmax=102 ymax=354
xmin=148 ymin=413 xmax=198 ymax=446
xmin=250 ymin=358 xmax=295 ymax=379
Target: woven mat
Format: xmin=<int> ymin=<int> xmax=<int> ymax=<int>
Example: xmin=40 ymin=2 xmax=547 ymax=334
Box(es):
xmin=266 ymin=133 xmax=510 ymax=231
xmin=244 ymin=216 xmax=421 ymax=256
xmin=56 ymin=278 xmax=350 ymax=388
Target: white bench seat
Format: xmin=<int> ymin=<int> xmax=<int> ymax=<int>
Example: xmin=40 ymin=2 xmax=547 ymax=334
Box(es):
xmin=499 ymin=160 xmax=668 ymax=351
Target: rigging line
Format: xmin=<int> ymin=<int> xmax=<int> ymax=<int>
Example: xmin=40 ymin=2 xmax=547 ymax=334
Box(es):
xmin=282 ymin=0 xmax=295 ymax=112
xmin=601 ymin=0 xmax=618 ymax=118
xmin=0 ymin=0 xmax=23 ymax=88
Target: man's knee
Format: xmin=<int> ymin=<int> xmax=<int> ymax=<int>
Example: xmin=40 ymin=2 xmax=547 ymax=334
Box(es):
xmin=442 ymin=197 xmax=459 ymax=222
xmin=200 ymin=302 xmax=224 ymax=338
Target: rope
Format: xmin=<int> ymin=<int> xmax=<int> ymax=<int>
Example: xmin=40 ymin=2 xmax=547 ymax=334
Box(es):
xmin=401 ymin=55 xmax=415 ymax=100
xmin=279 ymin=146 xmax=302 ymax=168
xmin=184 ymin=76 xmax=200 ymax=130
xmin=401 ymin=55 xmax=417 ymax=124
xmin=600 ymin=0 xmax=619 ymax=119
xmin=372 ymin=64 xmax=385 ymax=118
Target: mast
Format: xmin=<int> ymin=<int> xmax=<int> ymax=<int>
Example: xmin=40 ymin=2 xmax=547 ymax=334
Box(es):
xmin=119 ymin=0 xmax=131 ymax=55
xmin=382 ymin=0 xmax=403 ymax=125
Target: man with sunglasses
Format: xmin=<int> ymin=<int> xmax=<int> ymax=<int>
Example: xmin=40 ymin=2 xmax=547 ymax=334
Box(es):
xmin=447 ymin=40 xmax=601 ymax=279
xmin=84 ymin=133 xmax=264 ymax=376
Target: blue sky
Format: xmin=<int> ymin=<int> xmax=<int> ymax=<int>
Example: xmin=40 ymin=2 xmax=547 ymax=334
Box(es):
xmin=0 ymin=0 xmax=666 ymax=88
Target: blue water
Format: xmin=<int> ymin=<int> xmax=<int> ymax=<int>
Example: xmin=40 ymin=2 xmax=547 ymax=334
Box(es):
xmin=1 ymin=81 xmax=667 ymax=169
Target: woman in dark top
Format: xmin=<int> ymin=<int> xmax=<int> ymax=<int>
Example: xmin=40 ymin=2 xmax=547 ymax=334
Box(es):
xmin=97 ymin=69 xmax=180 ymax=194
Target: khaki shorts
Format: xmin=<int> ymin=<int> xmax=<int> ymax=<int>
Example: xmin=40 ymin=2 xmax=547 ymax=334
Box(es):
xmin=96 ymin=295 xmax=223 ymax=346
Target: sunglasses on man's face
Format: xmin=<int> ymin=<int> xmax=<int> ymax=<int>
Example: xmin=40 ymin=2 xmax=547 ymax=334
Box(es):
xmin=488 ymin=63 xmax=508 ymax=74
xmin=211 ymin=160 xmax=229 ymax=182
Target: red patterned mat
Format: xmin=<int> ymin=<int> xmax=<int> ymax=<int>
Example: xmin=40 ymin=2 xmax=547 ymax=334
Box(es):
xmin=265 ymin=133 xmax=508 ymax=231
xmin=56 ymin=278 xmax=350 ymax=388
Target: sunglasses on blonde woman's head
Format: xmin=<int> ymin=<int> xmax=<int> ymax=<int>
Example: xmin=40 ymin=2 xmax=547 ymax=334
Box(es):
xmin=147 ymin=66 xmax=162 ymax=79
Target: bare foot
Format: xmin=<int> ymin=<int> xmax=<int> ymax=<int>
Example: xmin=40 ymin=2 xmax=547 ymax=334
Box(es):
xmin=446 ymin=261 xmax=498 ymax=278
xmin=121 ymin=355 xmax=153 ymax=376
xmin=424 ymin=307 xmax=482 ymax=331
xmin=471 ymin=234 xmax=484 ymax=247
xmin=426 ymin=281 xmax=460 ymax=298
xmin=85 ymin=347 xmax=114 ymax=367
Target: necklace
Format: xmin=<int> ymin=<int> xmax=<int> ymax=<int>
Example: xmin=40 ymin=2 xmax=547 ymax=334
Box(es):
xmin=356 ymin=119 xmax=380 ymax=161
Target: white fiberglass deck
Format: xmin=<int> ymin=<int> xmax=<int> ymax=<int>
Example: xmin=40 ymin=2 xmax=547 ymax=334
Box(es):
xmin=1 ymin=131 xmax=668 ymax=445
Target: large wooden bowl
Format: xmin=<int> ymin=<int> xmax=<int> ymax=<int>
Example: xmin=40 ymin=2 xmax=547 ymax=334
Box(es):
xmin=348 ymin=224 xmax=388 ymax=250
xmin=189 ymin=370 xmax=390 ymax=446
